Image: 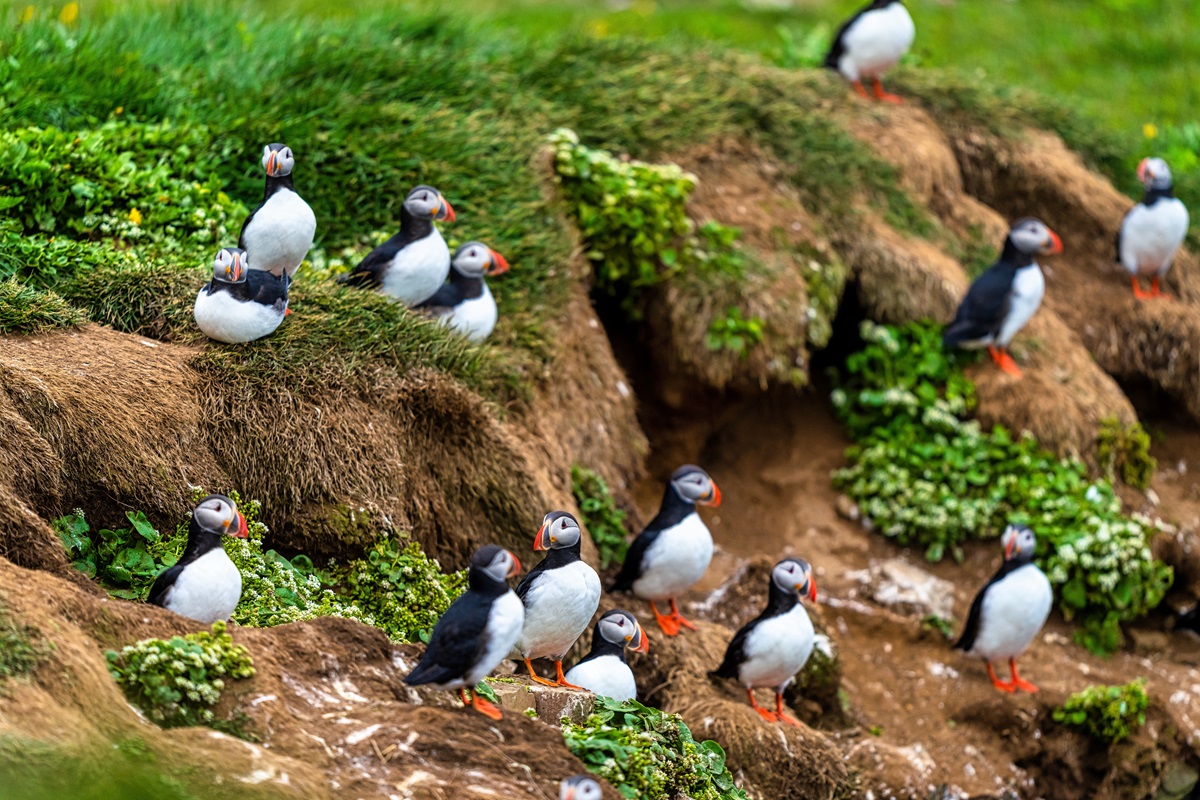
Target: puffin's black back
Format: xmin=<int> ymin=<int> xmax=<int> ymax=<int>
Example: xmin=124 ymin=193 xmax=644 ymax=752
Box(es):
xmin=147 ymin=515 xmax=223 ymax=607
xmin=823 ymin=0 xmax=900 ymax=69
xmin=415 ymin=268 xmax=484 ymax=314
xmin=953 ymin=555 xmax=1030 ymax=652
xmin=338 ymin=201 xmax=436 ymax=288
xmin=710 ymin=572 xmax=799 ymax=679
xmin=516 ymin=537 xmax=582 ymax=601
xmin=610 ymin=480 xmax=693 ymax=593
xmin=942 ymin=236 xmax=1035 ymax=348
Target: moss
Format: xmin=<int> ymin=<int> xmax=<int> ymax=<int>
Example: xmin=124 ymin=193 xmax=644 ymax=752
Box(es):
xmin=0 ymin=278 xmax=87 ymax=335
xmin=1052 ymin=678 xmax=1149 ymax=743
xmin=0 ymin=606 xmax=47 ymax=683
xmin=798 ymin=246 xmax=849 ymax=350
xmin=570 ymin=466 xmax=629 ymax=569
xmin=1096 ymin=417 xmax=1157 ymax=490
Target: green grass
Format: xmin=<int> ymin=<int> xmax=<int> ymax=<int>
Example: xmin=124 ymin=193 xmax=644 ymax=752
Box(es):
xmin=0 ymin=278 xmax=88 ymax=335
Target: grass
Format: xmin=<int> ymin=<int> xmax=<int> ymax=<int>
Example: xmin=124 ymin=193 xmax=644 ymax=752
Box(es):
xmin=0 ymin=278 xmax=88 ymax=335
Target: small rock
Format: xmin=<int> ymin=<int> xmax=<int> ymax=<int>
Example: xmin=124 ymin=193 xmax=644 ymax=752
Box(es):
xmin=1156 ymin=762 xmax=1199 ymax=800
xmin=835 ymin=495 xmax=861 ymax=522
xmin=489 ymin=680 xmax=594 ymax=726
xmin=862 ymin=558 xmax=956 ymax=620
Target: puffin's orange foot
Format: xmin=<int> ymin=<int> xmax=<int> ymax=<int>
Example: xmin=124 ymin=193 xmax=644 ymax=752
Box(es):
xmin=667 ymin=599 xmax=697 ymax=632
xmin=852 ymin=80 xmax=870 ymax=98
xmin=988 ymin=346 xmax=1023 ymax=377
xmin=988 ymin=663 xmax=1016 ymax=693
xmin=472 ymin=695 xmax=503 ymax=720
xmin=651 ymin=602 xmax=682 ymax=637
xmin=755 ymin=706 xmax=780 ymax=723
xmin=554 ymin=661 xmax=585 ymax=690
xmin=525 ymin=658 xmax=558 ymax=687
xmin=775 ymin=694 xmax=805 ymax=727
xmin=284 ymin=307 xmax=294 ymax=316
xmin=1131 ymin=277 xmax=1151 ymax=299
xmin=1150 ymin=277 xmax=1171 ymax=299
xmin=1012 ymin=678 xmax=1039 ymax=693
xmin=872 ymin=79 xmax=903 ymax=103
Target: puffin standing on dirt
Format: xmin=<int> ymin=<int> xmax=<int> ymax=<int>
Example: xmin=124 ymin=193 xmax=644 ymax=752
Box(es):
xmin=193 ymin=247 xmax=290 ymax=344
xmin=415 ymin=241 xmax=510 ymax=342
xmin=954 ymin=525 xmax=1052 ymax=693
xmin=563 ymin=609 xmax=649 ymax=702
xmin=709 ymin=558 xmax=817 ymax=727
xmin=512 ymin=511 xmax=602 ymax=689
xmin=1117 ymin=157 xmax=1189 ymax=299
xmin=148 ymin=494 xmax=248 ymax=624
xmin=239 ymin=143 xmax=317 ymax=280
xmin=336 ymin=185 xmax=456 ymax=306
xmin=942 ymin=218 xmax=1063 ymax=378
xmin=824 ymin=0 xmax=915 ymax=103
xmin=404 ymin=545 xmax=524 ymax=720
xmin=610 ymin=465 xmax=721 ymax=636
xmin=560 ymin=776 xmax=603 ymax=800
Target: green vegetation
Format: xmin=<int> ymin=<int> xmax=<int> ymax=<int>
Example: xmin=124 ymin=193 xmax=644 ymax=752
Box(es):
xmin=706 ymin=308 xmax=764 ymax=358
xmin=1053 ymin=678 xmax=1149 ymax=744
xmin=1096 ymin=417 xmax=1157 ymax=491
xmin=0 ymin=607 xmax=47 ymax=683
xmin=562 ymin=696 xmax=748 ymax=800
xmin=106 ymin=622 xmax=254 ymax=729
xmin=570 ymin=465 xmax=630 ymax=569
xmin=0 ymin=277 xmax=87 ymax=334
xmin=54 ymin=510 xmax=178 ymax=600
xmin=831 ymin=321 xmax=1173 ymax=654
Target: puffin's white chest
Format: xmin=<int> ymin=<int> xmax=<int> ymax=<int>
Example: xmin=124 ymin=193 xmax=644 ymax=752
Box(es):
xmin=995 ymin=263 xmax=1044 ymax=346
xmin=565 ymin=655 xmax=636 ymax=702
xmin=968 ymin=564 xmax=1052 ymax=662
xmin=381 ymin=228 xmax=451 ymax=306
xmin=441 ymin=284 xmax=498 ymax=342
xmin=465 ymin=590 xmax=525 ymax=686
xmin=737 ymin=603 xmax=815 ymax=691
xmin=162 ymin=547 xmax=242 ymax=624
xmin=632 ymin=513 xmax=714 ymax=602
xmin=193 ymin=288 xmax=286 ymax=344
xmin=839 ymin=2 xmax=915 ymax=80
xmin=515 ymin=560 xmax=602 ymax=659
xmin=242 ymin=189 xmax=316 ymax=277
xmin=1120 ymin=199 xmax=1189 ymax=276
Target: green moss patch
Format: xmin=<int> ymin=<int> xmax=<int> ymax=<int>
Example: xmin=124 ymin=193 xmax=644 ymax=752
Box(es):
xmin=0 ymin=277 xmax=87 ymax=335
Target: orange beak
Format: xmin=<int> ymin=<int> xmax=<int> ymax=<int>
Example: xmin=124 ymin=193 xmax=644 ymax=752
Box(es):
xmin=563 ymin=791 xmax=575 ymax=800
xmin=699 ymin=481 xmax=722 ymax=508
xmin=533 ymin=522 xmax=550 ymax=551
xmin=806 ymin=576 xmax=817 ymax=603
xmin=507 ymin=551 xmax=522 ymax=578
xmin=234 ymin=513 xmax=249 ymax=539
xmin=486 ymin=249 xmax=510 ymax=276
xmin=266 ymin=150 xmax=278 ymax=177
xmin=437 ymin=196 xmax=456 ymax=223
xmin=1137 ymin=157 xmax=1151 ymax=183
xmin=1004 ymin=535 xmax=1017 ymax=560
xmin=631 ymin=622 xmax=649 ymax=654
xmin=1042 ymin=229 xmax=1063 ymax=255
xmin=232 ymin=252 xmax=243 ymax=281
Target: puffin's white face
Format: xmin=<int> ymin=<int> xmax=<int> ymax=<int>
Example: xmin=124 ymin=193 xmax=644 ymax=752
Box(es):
xmin=670 ymin=466 xmax=721 ymax=507
xmin=212 ymin=248 xmax=248 ymax=283
xmin=1138 ymin=157 xmax=1173 ymax=190
xmin=596 ymin=610 xmax=649 ymax=653
xmin=262 ymin=144 xmax=295 ymax=178
xmin=452 ymin=241 xmax=510 ymax=278
xmin=1007 ymin=218 xmax=1062 ymax=257
xmin=474 ymin=546 xmax=522 ymax=582
xmin=404 ymin=185 xmax=456 ymax=222
xmin=193 ymin=494 xmax=249 ymax=539
xmin=772 ymin=558 xmax=817 ymax=602
xmin=1002 ymin=525 xmax=1037 ymax=562
xmin=560 ymin=775 xmax=603 ymax=800
xmin=534 ymin=511 xmax=582 ymax=551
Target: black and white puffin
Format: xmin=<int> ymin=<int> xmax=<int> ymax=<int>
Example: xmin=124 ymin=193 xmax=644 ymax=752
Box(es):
xmin=404 ymin=545 xmax=523 ymax=720
xmin=416 ymin=241 xmax=510 ymax=342
xmin=610 ymin=465 xmax=721 ymax=637
xmin=239 ymin=143 xmax=316 ymax=280
xmin=559 ymin=776 xmax=603 ymax=800
xmin=512 ymin=511 xmax=602 ymax=689
xmin=336 ymin=185 xmax=456 ymax=306
xmin=193 ymin=247 xmax=290 ymax=344
xmin=563 ymin=609 xmax=648 ymax=702
xmin=1117 ymin=157 xmax=1189 ymax=299
xmin=954 ymin=525 xmax=1052 ymax=693
xmin=824 ymin=0 xmax=915 ymax=103
xmin=942 ymin=218 xmax=1062 ymax=378
xmin=709 ymin=558 xmax=817 ymax=727
xmin=148 ymin=494 xmax=248 ymax=624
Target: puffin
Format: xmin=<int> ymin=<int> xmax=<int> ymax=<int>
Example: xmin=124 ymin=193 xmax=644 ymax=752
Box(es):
xmin=953 ymin=525 xmax=1052 ymax=693
xmin=610 ymin=465 xmax=721 ymax=636
xmin=942 ymin=218 xmax=1063 ymax=378
xmin=824 ymin=0 xmax=915 ymax=103
xmin=148 ymin=494 xmax=248 ymax=624
xmin=563 ymin=609 xmax=649 ymax=702
xmin=1117 ymin=157 xmax=1189 ymax=299
xmin=512 ymin=511 xmax=602 ymax=689
xmin=415 ymin=241 xmax=510 ymax=342
xmin=560 ymin=776 xmax=603 ymax=800
xmin=193 ymin=247 xmax=290 ymax=344
xmin=404 ymin=545 xmax=523 ymax=720
xmin=709 ymin=558 xmax=817 ymax=726
xmin=238 ymin=143 xmax=317 ymax=280
xmin=336 ymin=185 xmax=456 ymax=306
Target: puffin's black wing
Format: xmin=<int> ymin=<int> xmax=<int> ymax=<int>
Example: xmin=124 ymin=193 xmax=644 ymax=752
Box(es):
xmin=404 ymin=591 xmax=490 ymax=686
xmin=942 ymin=264 xmax=1013 ymax=348
xmin=515 ymin=558 xmax=552 ymax=602
xmin=823 ymin=0 xmax=886 ymax=69
xmin=709 ymin=617 xmax=758 ymax=680
xmin=246 ymin=269 xmax=290 ymax=311
xmin=414 ymin=280 xmax=466 ymax=316
xmin=336 ymin=238 xmax=403 ymax=288
xmin=147 ymin=564 xmax=184 ymax=608
xmin=953 ymin=560 xmax=1013 ymax=651
xmin=609 ymin=529 xmax=661 ymax=593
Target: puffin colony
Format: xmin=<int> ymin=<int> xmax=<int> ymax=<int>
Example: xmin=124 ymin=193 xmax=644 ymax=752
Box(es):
xmin=163 ymin=0 xmax=1191 ymax=790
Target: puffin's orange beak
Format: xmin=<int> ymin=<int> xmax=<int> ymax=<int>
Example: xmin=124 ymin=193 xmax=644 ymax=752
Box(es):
xmin=1137 ymin=157 xmax=1151 ymax=183
xmin=437 ymin=196 xmax=456 ymax=223
xmin=1042 ymin=229 xmax=1063 ymax=255
xmin=562 ymin=790 xmax=575 ymax=800
xmin=807 ymin=576 xmax=817 ymax=603
xmin=507 ymin=551 xmax=522 ymax=578
xmin=234 ymin=513 xmax=249 ymax=539
xmin=699 ymin=481 xmax=721 ymax=508
xmin=486 ymin=249 xmax=510 ymax=276
xmin=1004 ymin=535 xmax=1017 ymax=560
xmin=534 ymin=523 xmax=550 ymax=551
xmin=631 ymin=622 xmax=649 ymax=654
xmin=266 ymin=150 xmax=278 ymax=177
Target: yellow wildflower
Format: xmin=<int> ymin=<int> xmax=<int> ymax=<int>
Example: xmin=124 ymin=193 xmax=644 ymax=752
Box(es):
xmin=128 ymin=208 xmax=143 ymax=226
xmin=588 ymin=19 xmax=610 ymax=37
xmin=1143 ymin=123 xmax=1158 ymax=140
xmin=115 ymin=106 xmax=124 ymax=115
xmin=20 ymin=5 xmax=35 ymax=23
xmin=59 ymin=2 xmax=78 ymax=24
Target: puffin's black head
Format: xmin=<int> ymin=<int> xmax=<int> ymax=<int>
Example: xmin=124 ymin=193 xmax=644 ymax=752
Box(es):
xmin=1007 ymin=218 xmax=1062 ymax=257
xmin=261 ymin=143 xmax=295 ymax=178
xmin=452 ymin=241 xmax=510 ymax=278
xmin=534 ymin=510 xmax=582 ymax=552
xmin=1138 ymin=157 xmax=1173 ymax=191
xmin=596 ymin=608 xmax=649 ymax=654
xmin=211 ymin=247 xmax=248 ymax=284
xmin=560 ymin=775 xmax=603 ymax=800
xmin=193 ymin=494 xmax=249 ymax=539
xmin=471 ymin=544 xmax=522 ymax=582
xmin=669 ymin=465 xmax=721 ymax=507
xmin=773 ymin=558 xmax=817 ymax=602
xmin=404 ymin=185 xmax=456 ymax=222
xmin=1001 ymin=524 xmax=1037 ymax=564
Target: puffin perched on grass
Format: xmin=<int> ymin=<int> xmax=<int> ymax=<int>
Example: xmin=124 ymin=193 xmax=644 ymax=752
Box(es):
xmin=512 ymin=511 xmax=602 ymax=689
xmin=824 ymin=0 xmax=915 ymax=103
xmin=563 ymin=609 xmax=649 ymax=702
xmin=610 ymin=465 xmax=721 ymax=636
xmin=560 ymin=776 xmax=603 ymax=800
xmin=942 ymin=218 xmax=1062 ymax=378
xmin=337 ymin=185 xmax=455 ymax=306
xmin=239 ymin=143 xmax=316 ymax=280
xmin=404 ymin=545 xmax=523 ymax=720
xmin=1117 ymin=157 xmax=1189 ymax=299
xmin=954 ymin=525 xmax=1052 ymax=693
xmin=415 ymin=241 xmax=510 ymax=342
xmin=710 ymin=558 xmax=817 ymax=727
xmin=148 ymin=494 xmax=248 ymax=624
xmin=193 ymin=247 xmax=290 ymax=344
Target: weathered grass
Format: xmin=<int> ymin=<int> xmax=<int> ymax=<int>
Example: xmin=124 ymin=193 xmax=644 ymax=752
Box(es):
xmin=0 ymin=278 xmax=88 ymax=335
